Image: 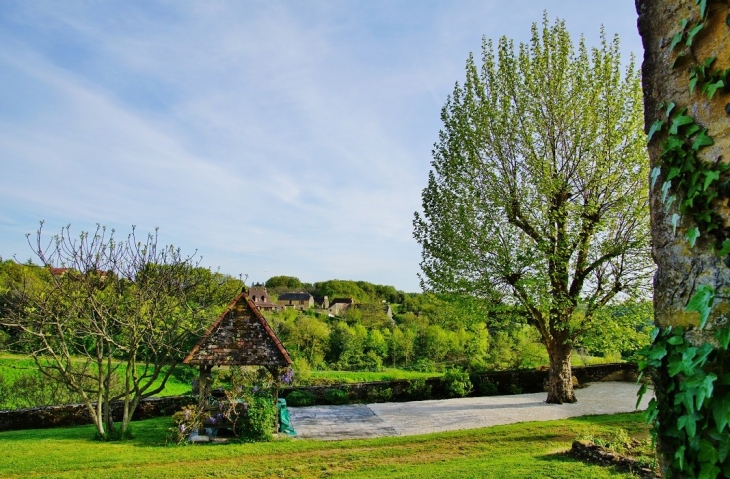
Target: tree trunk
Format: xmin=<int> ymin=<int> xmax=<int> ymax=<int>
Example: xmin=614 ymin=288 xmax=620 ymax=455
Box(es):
xmin=636 ymin=0 xmax=730 ymax=474
xmin=545 ymin=341 xmax=576 ymax=404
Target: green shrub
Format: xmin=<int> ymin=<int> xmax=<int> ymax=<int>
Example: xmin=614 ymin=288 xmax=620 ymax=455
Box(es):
xmin=507 ymin=383 xmax=522 ymax=395
xmin=168 ymin=404 xmax=207 ymax=445
xmin=443 ymin=367 xmax=472 ymax=398
xmin=413 ymin=358 xmax=437 ymax=373
xmin=405 ymin=378 xmax=433 ymax=401
xmin=366 ymin=387 xmax=392 ymax=403
xmin=285 ymin=390 xmax=316 ymax=407
xmin=361 ymin=351 xmax=384 ymax=372
xmin=476 ymin=377 xmax=498 ymax=396
xmin=323 ymin=388 xmax=349 ymax=405
xmin=237 ymin=395 xmax=276 ymax=442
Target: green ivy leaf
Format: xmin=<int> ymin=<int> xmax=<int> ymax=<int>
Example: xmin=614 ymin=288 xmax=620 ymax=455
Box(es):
xmin=672 ymin=213 xmax=681 ymax=235
xmin=692 ymin=128 xmax=715 ymax=151
xmin=676 ymin=445 xmax=687 ymax=471
xmin=719 ymin=433 xmax=730 ymax=462
xmin=686 ymin=23 xmax=705 ymax=47
xmin=650 ymin=326 xmax=662 ymax=342
xmin=646 ymin=120 xmax=664 ymax=143
xmin=667 ymin=335 xmax=684 ymax=345
xmin=637 ymin=382 xmax=648 ymax=408
xmin=667 ymin=166 xmax=681 ymax=181
xmin=648 ymin=342 xmax=667 ymax=361
xmin=696 ymin=0 xmax=708 ymax=18
xmin=699 ymin=464 xmax=721 ymax=479
xmin=695 ymin=373 xmax=717 ymax=410
xmin=713 ymin=396 xmax=730 ymax=434
xmin=670 ymin=31 xmax=684 ymax=51
xmin=689 ymin=72 xmax=699 ymax=94
xmin=648 ymin=120 xmax=664 ymax=142
xmin=650 ymin=166 xmax=662 ymax=189
xmin=704 ymin=80 xmax=724 ymax=100
xmin=687 ymin=285 xmax=714 ymax=328
xmin=703 ymin=170 xmax=720 ymax=191
xmin=666 ymin=101 xmax=677 ymax=117
xmin=670 ymin=114 xmax=695 ymax=135
xmin=686 ymin=227 xmax=701 ymax=248
xmin=699 ymin=438 xmax=719 ymax=465
xmin=716 ymin=327 xmax=730 ymax=349
xmin=662 ymin=180 xmax=672 ymax=203
xmin=678 ymin=413 xmax=699 ymax=437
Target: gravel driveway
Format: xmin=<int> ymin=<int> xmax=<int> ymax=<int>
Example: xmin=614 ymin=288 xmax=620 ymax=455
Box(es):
xmin=288 ymin=381 xmax=650 ymax=440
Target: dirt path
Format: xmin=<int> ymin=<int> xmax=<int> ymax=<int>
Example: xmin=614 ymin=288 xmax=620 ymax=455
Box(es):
xmin=288 ymin=381 xmax=650 ymax=440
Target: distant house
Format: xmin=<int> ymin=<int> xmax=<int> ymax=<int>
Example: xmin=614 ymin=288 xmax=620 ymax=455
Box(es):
xmin=248 ymin=284 xmax=278 ymax=312
xmin=277 ymin=292 xmax=314 ymax=310
xmin=313 ymin=295 xmax=329 ymax=309
xmin=327 ymin=298 xmax=354 ymax=317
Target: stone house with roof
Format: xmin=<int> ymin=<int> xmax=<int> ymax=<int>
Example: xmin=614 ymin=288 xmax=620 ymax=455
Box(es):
xmin=327 ymin=298 xmax=354 ymax=317
xmin=277 ymin=292 xmax=314 ymax=310
xmin=247 ymin=284 xmax=279 ymax=312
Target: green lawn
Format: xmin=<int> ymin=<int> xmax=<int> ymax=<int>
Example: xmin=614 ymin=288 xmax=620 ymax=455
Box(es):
xmin=0 ymin=412 xmax=650 ymax=478
xmin=0 ymin=354 xmax=193 ymax=409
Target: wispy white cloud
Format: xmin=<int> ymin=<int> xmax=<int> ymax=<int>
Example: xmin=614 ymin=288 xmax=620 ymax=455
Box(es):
xmin=0 ymin=1 xmax=643 ymax=291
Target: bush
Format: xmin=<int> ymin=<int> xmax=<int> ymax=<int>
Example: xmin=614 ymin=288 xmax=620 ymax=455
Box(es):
xmin=285 ymin=390 xmax=316 ymax=407
xmin=361 ymin=351 xmax=384 ymax=372
xmin=476 ymin=377 xmax=498 ymax=396
xmin=366 ymin=387 xmax=392 ymax=403
xmin=412 ymin=358 xmax=437 ymax=373
xmin=405 ymin=378 xmax=433 ymax=401
xmin=443 ymin=367 xmax=472 ymax=398
xmin=237 ymin=395 xmax=276 ymax=442
xmin=323 ymin=389 xmax=349 ymax=405
xmin=508 ymin=383 xmax=522 ymax=395
xmin=168 ymin=405 xmax=207 ymax=445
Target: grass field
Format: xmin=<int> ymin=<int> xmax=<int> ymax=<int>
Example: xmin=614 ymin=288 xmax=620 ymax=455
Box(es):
xmin=0 ymin=354 xmax=192 ymax=409
xmin=0 ymin=412 xmax=650 ymax=478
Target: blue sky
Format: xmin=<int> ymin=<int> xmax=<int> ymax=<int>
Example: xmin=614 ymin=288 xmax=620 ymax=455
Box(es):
xmin=0 ymin=1 xmax=643 ymax=292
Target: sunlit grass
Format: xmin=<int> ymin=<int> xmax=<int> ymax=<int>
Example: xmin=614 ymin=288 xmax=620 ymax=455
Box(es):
xmin=0 ymin=412 xmax=649 ymax=478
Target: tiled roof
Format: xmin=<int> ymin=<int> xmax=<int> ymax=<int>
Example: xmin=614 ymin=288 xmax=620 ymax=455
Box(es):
xmin=278 ymin=292 xmax=313 ymax=301
xmin=183 ymin=292 xmax=292 ymax=367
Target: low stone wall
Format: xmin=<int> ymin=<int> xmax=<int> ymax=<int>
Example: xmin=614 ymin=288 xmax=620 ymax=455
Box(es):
xmin=0 ymin=363 xmax=637 ymax=432
xmin=279 ymin=362 xmax=638 ymax=404
xmin=0 ymin=395 xmax=196 ymax=432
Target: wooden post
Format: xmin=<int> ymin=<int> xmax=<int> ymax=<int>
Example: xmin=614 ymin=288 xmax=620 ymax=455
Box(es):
xmin=198 ymin=364 xmax=213 ymax=407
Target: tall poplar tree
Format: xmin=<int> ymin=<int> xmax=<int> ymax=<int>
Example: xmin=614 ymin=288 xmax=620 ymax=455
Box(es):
xmin=414 ymin=16 xmax=651 ymax=403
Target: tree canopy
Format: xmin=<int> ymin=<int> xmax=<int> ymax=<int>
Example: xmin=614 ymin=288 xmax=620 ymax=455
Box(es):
xmin=413 ymin=15 xmax=652 ymax=403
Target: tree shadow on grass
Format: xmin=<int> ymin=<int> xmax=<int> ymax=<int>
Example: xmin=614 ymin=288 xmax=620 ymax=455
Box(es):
xmin=537 ymin=451 xmax=634 ymax=477
xmin=0 ymin=417 xmax=172 ymax=447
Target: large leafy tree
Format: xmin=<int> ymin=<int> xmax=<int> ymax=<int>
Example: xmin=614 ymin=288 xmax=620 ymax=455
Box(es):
xmin=414 ymin=16 xmax=652 ymax=403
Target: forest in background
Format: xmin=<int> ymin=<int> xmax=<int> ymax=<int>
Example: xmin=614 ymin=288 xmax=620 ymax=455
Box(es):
xmin=0 ymin=262 xmax=652 ymax=399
